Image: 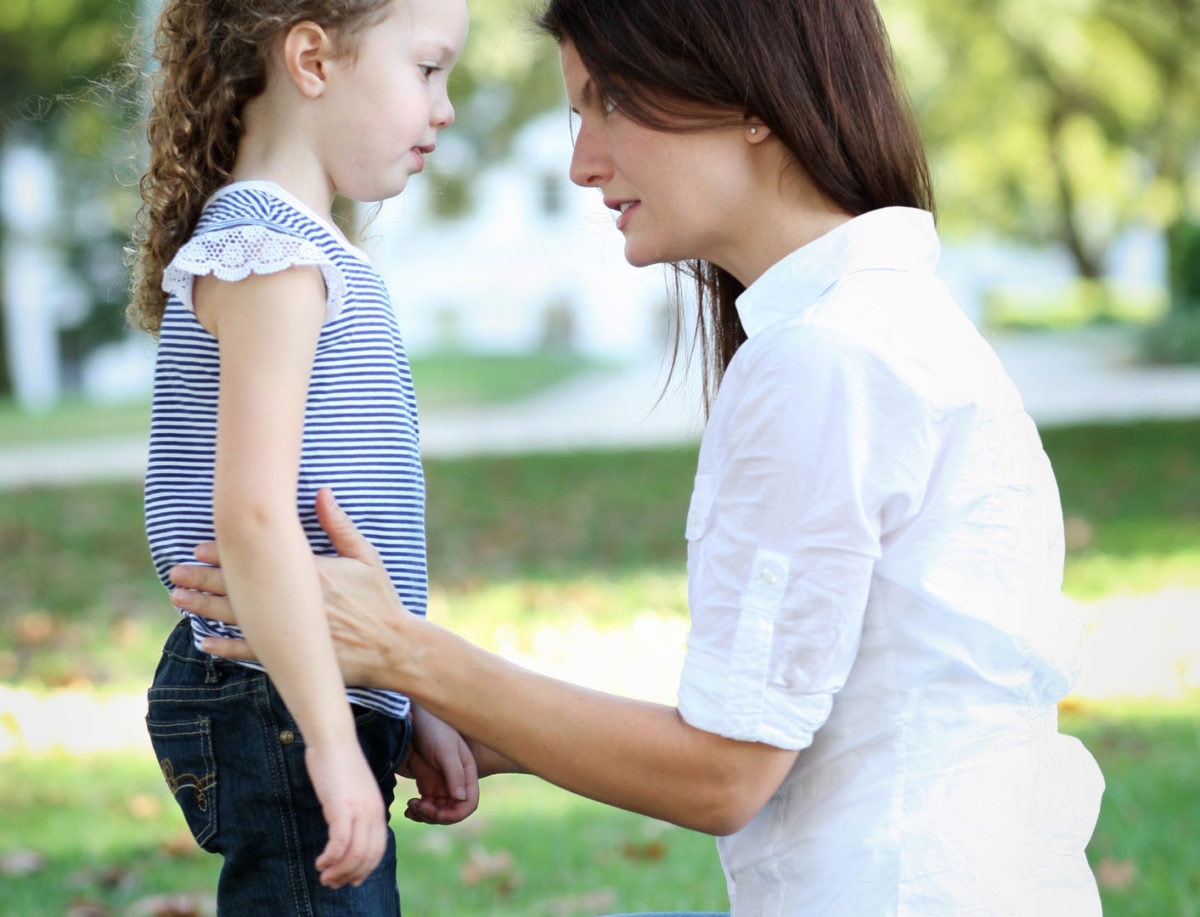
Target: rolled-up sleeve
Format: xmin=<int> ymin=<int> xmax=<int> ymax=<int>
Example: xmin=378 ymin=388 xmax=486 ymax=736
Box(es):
xmin=677 ymin=324 xmax=935 ymax=749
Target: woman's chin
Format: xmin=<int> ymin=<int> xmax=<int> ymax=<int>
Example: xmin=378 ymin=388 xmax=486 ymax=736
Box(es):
xmin=621 ymin=239 xmax=671 ymax=269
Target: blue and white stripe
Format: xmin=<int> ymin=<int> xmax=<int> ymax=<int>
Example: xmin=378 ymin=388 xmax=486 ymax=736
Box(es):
xmin=145 ymin=181 xmax=423 ymax=720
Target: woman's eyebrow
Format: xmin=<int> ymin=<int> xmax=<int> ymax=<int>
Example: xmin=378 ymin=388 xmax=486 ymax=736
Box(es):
xmin=580 ymin=78 xmax=597 ymax=106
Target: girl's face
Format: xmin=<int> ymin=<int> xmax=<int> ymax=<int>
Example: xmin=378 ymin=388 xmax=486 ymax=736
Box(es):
xmin=560 ymin=41 xmax=762 ymax=279
xmin=319 ymin=0 xmax=468 ymax=202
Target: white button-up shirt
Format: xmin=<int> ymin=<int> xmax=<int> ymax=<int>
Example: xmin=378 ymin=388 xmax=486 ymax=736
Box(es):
xmin=677 ymin=208 xmax=1104 ymax=916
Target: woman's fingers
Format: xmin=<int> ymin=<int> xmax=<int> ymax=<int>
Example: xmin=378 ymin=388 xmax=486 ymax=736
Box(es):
xmin=170 ymin=584 xmax=237 ymax=622
xmin=168 ymin=558 xmax=229 ymax=595
xmin=315 ymin=488 xmax=384 ymax=565
xmin=198 ymin=635 xmax=257 ymax=661
xmin=192 ymin=540 xmax=221 ymax=565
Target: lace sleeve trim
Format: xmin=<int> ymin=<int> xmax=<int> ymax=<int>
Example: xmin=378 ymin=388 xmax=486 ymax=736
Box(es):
xmin=162 ymin=223 xmax=348 ymax=322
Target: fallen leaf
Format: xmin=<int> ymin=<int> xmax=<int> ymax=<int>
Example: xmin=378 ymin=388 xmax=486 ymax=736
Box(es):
xmin=65 ymin=901 xmax=110 ymax=917
xmin=1094 ymin=857 xmax=1137 ymax=892
xmin=1063 ymin=516 xmax=1094 ymax=551
xmin=545 ymin=888 xmax=618 ymax=916
xmin=160 ymin=831 xmax=202 ymax=859
xmin=128 ymin=793 xmax=163 ymax=819
xmin=95 ymin=864 xmax=135 ymax=891
xmin=12 ymin=611 xmax=55 ymax=646
xmin=459 ymin=844 xmax=515 ymax=886
xmin=0 ymin=849 xmax=45 ymax=877
xmin=620 ymin=839 xmax=667 ymax=861
xmin=127 ymin=892 xmax=216 ymax=917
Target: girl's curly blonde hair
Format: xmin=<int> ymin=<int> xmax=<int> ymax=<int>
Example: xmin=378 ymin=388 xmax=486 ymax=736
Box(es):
xmin=127 ymin=0 xmax=395 ymax=335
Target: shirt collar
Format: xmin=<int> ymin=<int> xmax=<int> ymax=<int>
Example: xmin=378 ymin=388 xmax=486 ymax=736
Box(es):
xmin=735 ymin=207 xmax=940 ymax=338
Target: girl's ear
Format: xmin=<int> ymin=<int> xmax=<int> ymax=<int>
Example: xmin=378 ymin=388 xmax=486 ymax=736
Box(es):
xmin=282 ymin=21 xmax=335 ymax=98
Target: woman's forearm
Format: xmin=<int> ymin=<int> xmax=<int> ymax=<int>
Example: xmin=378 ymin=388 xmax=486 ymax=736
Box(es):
xmin=383 ymin=612 xmax=797 ymax=835
xmin=177 ymin=492 xmax=798 ymax=833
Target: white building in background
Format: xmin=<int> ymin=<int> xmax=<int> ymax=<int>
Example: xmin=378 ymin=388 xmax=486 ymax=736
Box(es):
xmin=365 ymin=112 xmax=675 ymax=361
xmin=2 ymin=144 xmax=74 ymax=411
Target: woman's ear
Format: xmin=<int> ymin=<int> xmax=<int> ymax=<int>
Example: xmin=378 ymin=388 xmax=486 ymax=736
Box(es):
xmin=282 ymin=21 xmax=335 ymax=98
xmin=745 ymin=117 xmax=771 ymax=143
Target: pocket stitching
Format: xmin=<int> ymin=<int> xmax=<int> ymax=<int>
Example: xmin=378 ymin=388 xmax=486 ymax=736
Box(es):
xmin=146 ymin=717 xmax=218 ymax=847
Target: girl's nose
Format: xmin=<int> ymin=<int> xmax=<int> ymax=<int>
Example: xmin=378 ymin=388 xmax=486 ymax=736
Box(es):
xmin=433 ymin=96 xmax=455 ymax=130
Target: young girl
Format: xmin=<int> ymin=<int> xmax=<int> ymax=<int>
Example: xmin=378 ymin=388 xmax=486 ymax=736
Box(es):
xmin=128 ymin=0 xmax=474 ymax=911
xmin=178 ymin=0 xmax=1106 ymax=913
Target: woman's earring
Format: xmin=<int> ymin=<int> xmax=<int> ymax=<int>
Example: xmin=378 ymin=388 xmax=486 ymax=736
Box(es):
xmin=749 ymin=127 xmax=758 ymax=135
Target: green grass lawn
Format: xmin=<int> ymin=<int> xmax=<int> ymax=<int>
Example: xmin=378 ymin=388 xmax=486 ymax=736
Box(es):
xmin=0 ymin=754 xmax=728 ymax=916
xmin=2 ymin=418 xmax=1199 ymax=913
xmin=1 ymin=700 xmax=1194 ymax=915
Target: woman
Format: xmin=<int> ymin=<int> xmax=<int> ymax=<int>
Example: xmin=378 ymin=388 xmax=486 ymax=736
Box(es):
xmin=171 ymin=0 xmax=1105 ymax=912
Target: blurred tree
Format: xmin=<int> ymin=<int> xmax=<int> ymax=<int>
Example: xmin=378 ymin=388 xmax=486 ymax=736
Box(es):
xmin=0 ymin=0 xmax=135 ymax=398
xmin=887 ymin=0 xmax=1199 ymax=317
xmin=428 ymin=0 xmax=565 ymax=214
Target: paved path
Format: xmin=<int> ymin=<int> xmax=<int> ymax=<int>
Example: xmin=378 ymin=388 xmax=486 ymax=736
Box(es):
xmin=3 ymin=326 xmax=1200 ymax=490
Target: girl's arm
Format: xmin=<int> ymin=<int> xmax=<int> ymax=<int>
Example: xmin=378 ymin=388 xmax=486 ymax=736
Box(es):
xmin=197 ymin=269 xmax=386 ymax=886
xmin=177 ymin=489 xmax=799 ymax=836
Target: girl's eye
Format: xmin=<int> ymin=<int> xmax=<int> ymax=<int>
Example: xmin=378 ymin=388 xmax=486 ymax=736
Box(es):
xmin=419 ymin=64 xmax=438 ymax=79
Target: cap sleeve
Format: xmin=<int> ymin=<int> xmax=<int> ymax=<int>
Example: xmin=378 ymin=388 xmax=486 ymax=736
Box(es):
xmin=162 ymin=224 xmax=348 ymax=323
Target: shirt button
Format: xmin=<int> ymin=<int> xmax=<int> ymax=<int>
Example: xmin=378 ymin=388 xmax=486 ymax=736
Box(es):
xmin=279 ymin=729 xmax=296 ymax=745
xmin=758 ymin=566 xmax=779 ymax=586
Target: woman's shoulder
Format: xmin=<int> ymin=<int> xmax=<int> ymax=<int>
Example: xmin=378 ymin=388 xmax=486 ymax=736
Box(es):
xmin=729 ymin=284 xmax=1009 ymax=424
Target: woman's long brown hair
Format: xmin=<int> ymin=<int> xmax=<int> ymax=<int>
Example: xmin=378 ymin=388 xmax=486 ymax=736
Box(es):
xmin=536 ymin=0 xmax=934 ymax=408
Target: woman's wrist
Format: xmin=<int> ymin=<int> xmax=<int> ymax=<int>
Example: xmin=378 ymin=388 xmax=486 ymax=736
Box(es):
xmin=375 ymin=598 xmax=426 ymax=691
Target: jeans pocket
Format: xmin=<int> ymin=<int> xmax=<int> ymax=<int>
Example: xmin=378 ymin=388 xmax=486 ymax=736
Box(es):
xmin=146 ymin=716 xmax=219 ymax=850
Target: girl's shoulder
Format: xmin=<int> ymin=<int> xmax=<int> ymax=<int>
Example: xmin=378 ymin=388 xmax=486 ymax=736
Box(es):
xmin=165 ymin=183 xmax=352 ymax=318
xmin=198 ymin=181 xmax=367 ymax=262
xmin=196 ymin=181 xmax=312 ymax=237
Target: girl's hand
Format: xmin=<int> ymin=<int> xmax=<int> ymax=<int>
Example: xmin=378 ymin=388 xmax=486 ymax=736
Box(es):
xmin=171 ymin=488 xmax=415 ymax=688
xmin=401 ymin=706 xmax=480 ymax=825
xmin=305 ymin=739 xmax=387 ymax=888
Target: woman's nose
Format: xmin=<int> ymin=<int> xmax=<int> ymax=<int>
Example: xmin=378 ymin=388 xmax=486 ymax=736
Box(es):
xmin=567 ymin=125 xmax=610 ymax=188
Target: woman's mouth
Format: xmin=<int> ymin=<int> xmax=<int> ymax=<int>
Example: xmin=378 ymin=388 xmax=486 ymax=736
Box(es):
xmin=609 ymin=199 xmax=639 ymax=230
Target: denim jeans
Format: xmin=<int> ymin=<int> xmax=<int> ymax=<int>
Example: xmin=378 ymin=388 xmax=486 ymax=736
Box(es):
xmin=146 ymin=619 xmax=410 ymax=916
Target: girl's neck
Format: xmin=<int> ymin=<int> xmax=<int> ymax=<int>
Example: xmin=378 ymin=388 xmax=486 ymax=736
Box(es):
xmin=232 ymin=92 xmax=336 ymax=219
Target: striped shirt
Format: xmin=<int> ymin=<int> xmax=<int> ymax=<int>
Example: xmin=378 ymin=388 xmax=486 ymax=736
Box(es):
xmin=144 ymin=180 xmax=423 ymax=720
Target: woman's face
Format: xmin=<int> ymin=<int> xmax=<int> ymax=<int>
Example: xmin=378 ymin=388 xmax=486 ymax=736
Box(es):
xmin=560 ymin=41 xmax=761 ymax=277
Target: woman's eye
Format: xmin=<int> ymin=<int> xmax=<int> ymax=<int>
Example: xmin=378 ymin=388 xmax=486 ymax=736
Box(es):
xmin=419 ymin=64 xmax=438 ymax=79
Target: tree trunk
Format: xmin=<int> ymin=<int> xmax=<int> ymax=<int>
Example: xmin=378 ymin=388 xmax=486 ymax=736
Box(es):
xmin=1166 ymin=218 xmax=1200 ymax=315
xmin=0 ymin=218 xmax=10 ymax=399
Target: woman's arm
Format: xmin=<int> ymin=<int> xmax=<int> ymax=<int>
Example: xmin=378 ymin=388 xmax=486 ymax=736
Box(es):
xmin=197 ymin=269 xmax=386 ymax=886
xmin=173 ymin=489 xmax=798 ymax=836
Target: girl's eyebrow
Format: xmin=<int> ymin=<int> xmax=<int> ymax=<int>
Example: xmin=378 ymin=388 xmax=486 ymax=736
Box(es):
xmin=413 ymin=40 xmax=459 ymax=62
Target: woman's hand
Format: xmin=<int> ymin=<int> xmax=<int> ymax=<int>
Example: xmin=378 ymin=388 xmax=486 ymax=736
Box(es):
xmin=169 ymin=488 xmax=414 ymax=688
